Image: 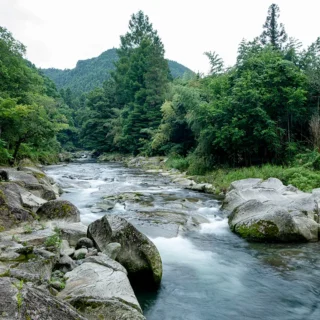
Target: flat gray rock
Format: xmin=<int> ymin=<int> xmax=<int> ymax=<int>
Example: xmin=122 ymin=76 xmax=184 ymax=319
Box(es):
xmin=58 ymin=261 xmax=143 ymax=319
xmin=49 ymin=221 xmax=87 ymax=246
xmin=0 ymin=277 xmax=86 ymax=320
xmin=85 ymin=253 xmax=127 ymax=273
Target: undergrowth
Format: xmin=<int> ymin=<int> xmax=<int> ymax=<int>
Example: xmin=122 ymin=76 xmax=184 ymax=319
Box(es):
xmin=165 ymin=150 xmax=320 ymax=193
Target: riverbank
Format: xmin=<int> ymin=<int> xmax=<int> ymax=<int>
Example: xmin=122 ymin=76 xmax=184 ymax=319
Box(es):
xmin=97 ymin=153 xmax=320 ymax=194
xmin=0 ymin=162 xmax=164 ymax=319
xmin=163 ymin=153 xmax=320 ymax=194
xmin=96 ymin=153 xmax=320 ymax=244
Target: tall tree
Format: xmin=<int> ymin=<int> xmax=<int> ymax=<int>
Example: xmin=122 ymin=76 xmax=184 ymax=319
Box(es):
xmin=260 ymin=4 xmax=287 ymax=50
xmin=113 ymin=11 xmax=169 ymax=154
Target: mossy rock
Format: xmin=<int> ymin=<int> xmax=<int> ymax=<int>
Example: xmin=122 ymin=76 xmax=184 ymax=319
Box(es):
xmin=234 ymin=220 xmax=280 ymax=241
xmin=229 ymin=199 xmax=317 ymax=242
xmin=36 ymin=200 xmax=80 ymax=222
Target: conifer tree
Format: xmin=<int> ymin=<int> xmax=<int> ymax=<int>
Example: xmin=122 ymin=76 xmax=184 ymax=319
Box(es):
xmin=260 ymin=4 xmax=287 ymax=50
xmin=113 ymin=11 xmax=169 ymax=153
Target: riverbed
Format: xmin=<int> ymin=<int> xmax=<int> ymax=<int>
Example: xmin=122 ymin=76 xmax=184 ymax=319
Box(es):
xmin=45 ymin=161 xmax=320 ymax=320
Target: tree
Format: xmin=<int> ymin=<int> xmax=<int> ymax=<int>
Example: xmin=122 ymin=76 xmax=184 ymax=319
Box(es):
xmin=0 ymin=99 xmax=55 ymax=162
xmin=152 ymin=83 xmax=197 ymax=155
xmin=0 ymin=27 xmax=43 ymax=102
xmin=79 ymin=80 xmax=119 ymax=152
xmin=112 ymin=11 xmax=169 ymax=154
xmin=260 ymin=4 xmax=287 ymax=50
xmin=204 ymin=51 xmax=224 ymax=75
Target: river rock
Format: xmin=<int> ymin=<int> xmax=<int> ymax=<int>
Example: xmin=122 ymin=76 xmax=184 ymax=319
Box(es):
xmin=60 ymin=240 xmax=75 ymax=256
xmin=74 ymin=248 xmax=88 ymax=260
xmin=50 ymin=221 xmax=87 ymax=246
xmin=36 ymin=200 xmax=80 ymax=222
xmin=87 ymin=215 xmax=112 ymax=251
xmin=0 ymin=240 xmax=24 ymax=262
xmin=0 ymin=169 xmax=9 ymax=181
xmin=0 ymin=182 xmax=34 ymax=230
xmin=75 ymin=237 xmax=94 ymax=249
xmin=225 ymin=178 xmax=320 ymax=242
xmin=58 ymin=259 xmax=145 ymax=320
xmin=56 ymin=254 xmax=77 ymax=273
xmin=0 ymin=277 xmax=86 ymax=320
xmin=108 ymin=215 xmax=162 ymax=288
xmin=9 ymin=248 xmax=57 ymax=283
xmin=103 ymin=242 xmax=121 ymax=260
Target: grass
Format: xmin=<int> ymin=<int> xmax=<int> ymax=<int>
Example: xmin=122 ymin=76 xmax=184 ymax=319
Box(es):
xmin=164 ymin=156 xmax=189 ymax=172
xmin=23 ymin=224 xmax=33 ymax=234
xmin=195 ymin=165 xmax=320 ymax=193
xmin=44 ymin=227 xmax=62 ymax=248
xmin=13 ymin=280 xmax=24 ymax=311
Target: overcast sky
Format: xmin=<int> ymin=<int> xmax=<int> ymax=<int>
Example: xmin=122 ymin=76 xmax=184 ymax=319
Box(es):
xmin=0 ymin=0 xmax=319 ymax=73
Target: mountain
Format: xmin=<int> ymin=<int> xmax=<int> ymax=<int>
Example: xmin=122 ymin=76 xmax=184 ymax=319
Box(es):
xmin=42 ymin=48 xmax=194 ymax=95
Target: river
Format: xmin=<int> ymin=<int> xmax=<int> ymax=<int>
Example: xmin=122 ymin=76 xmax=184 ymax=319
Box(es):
xmin=45 ymin=161 xmax=320 ymax=320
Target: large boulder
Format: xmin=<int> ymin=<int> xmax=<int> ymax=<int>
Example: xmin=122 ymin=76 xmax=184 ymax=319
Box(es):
xmin=8 ymin=166 xmax=59 ymax=200
xmin=0 ymin=277 xmax=86 ymax=320
xmin=87 ymin=215 xmax=112 ymax=251
xmin=37 ymin=200 xmax=80 ymax=222
xmin=58 ymin=256 xmax=145 ymax=320
xmin=0 ymin=183 xmax=34 ymax=231
xmin=88 ymin=215 xmax=162 ymax=288
xmin=224 ymin=178 xmax=320 ymax=242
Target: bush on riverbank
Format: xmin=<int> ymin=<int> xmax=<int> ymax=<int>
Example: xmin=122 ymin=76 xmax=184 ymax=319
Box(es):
xmin=165 ymin=152 xmax=320 ymax=193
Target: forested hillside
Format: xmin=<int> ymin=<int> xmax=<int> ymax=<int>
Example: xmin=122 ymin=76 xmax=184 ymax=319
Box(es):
xmin=0 ymin=26 xmax=75 ymax=164
xmin=42 ymin=49 xmax=194 ymax=95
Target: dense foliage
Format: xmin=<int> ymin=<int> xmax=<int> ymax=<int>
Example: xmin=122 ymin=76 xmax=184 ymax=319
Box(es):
xmin=0 ymin=26 xmax=70 ymax=164
xmin=42 ymin=49 xmax=194 ymax=95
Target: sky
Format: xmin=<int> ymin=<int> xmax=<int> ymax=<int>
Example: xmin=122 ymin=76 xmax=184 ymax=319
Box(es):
xmin=0 ymin=0 xmax=319 ymax=74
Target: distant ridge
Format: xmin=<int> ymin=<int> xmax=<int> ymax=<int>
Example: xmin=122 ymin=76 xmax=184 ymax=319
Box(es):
xmin=42 ymin=48 xmax=194 ymax=95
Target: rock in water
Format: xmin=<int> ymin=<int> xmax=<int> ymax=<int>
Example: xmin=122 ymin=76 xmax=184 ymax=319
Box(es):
xmin=87 ymin=214 xmax=163 ymax=288
xmin=0 ymin=277 xmax=86 ymax=320
xmin=58 ymin=259 xmax=145 ymax=320
xmin=36 ymin=200 xmax=80 ymax=222
xmin=225 ymin=178 xmax=320 ymax=242
xmin=107 ymin=215 xmax=162 ymax=288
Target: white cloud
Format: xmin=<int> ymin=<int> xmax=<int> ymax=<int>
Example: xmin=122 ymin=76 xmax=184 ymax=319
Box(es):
xmin=0 ymin=0 xmax=319 ymax=73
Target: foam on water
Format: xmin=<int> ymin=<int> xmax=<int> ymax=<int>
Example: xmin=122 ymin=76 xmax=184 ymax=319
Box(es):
xmin=197 ymin=206 xmax=220 ymax=215
xmin=199 ymin=217 xmax=229 ymax=235
xmin=152 ymin=236 xmax=215 ymax=267
xmin=151 ymin=235 xmax=245 ymax=294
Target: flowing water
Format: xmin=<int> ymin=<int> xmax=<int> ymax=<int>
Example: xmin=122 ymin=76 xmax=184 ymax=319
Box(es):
xmin=45 ymin=161 xmax=320 ymax=320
